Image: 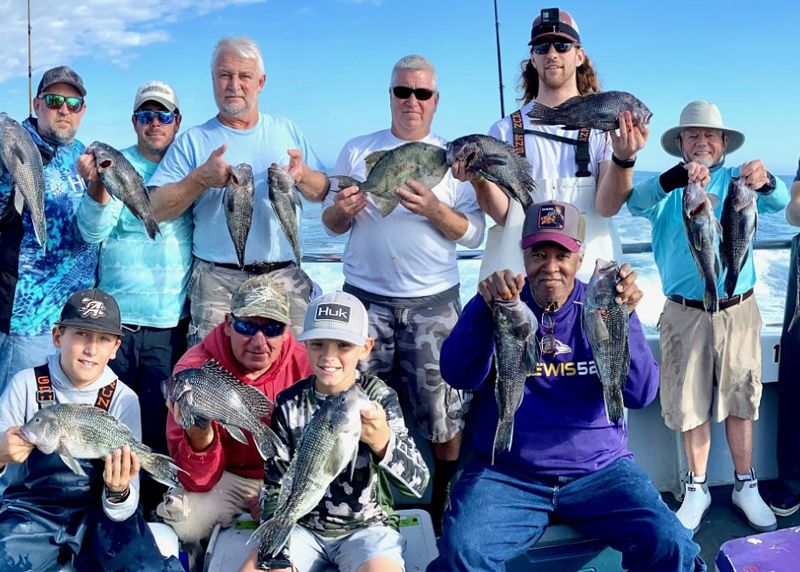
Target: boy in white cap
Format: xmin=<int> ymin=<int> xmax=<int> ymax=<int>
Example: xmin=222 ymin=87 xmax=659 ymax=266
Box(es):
xmin=238 ymin=292 xmax=429 ymax=572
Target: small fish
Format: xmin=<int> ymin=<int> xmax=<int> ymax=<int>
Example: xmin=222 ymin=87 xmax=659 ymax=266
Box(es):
xmin=86 ymin=142 xmax=160 ymax=240
xmin=720 ymin=176 xmax=758 ymax=299
xmin=224 ymin=163 xmax=255 ymax=269
xmin=492 ymin=298 xmax=538 ymax=462
xmin=582 ymin=259 xmax=630 ymax=424
xmin=161 ymin=361 xmax=284 ymax=461
xmin=330 ymin=142 xmax=449 ymax=217
xmin=527 ymin=91 xmax=652 ymax=131
xmin=0 ymin=112 xmax=47 ymax=250
xmin=683 ymin=182 xmax=721 ymax=312
xmin=445 ymin=134 xmax=534 ymax=212
xmin=19 ymin=403 xmax=182 ymax=487
xmin=268 ymin=165 xmax=302 ymax=266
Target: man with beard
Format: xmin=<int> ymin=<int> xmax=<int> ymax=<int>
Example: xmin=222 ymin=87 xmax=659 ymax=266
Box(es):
xmin=451 ymin=7 xmax=648 ymax=283
xmin=628 ymin=101 xmax=789 ymax=535
xmin=148 ymin=36 xmax=329 ymax=344
xmin=0 ymin=66 xmax=98 ymax=395
xmin=76 ymin=81 xmax=193 ymax=514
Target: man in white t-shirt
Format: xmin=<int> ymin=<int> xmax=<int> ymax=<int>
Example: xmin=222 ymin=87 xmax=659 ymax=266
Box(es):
xmin=452 ymin=7 xmax=649 ymax=282
xmin=321 ymin=55 xmax=485 ymax=532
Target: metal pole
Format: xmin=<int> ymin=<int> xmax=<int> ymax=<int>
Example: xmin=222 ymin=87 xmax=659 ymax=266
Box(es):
xmin=27 ymin=0 xmax=32 ymax=117
xmin=493 ymin=0 xmax=505 ymax=118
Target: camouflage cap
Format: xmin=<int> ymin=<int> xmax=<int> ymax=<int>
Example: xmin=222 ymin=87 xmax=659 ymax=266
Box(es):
xmin=230 ymin=276 xmax=291 ymax=323
xmin=37 ymin=66 xmax=86 ymax=97
xmin=55 ymin=289 xmax=123 ymax=337
xmin=298 ymin=292 xmax=369 ymax=346
xmin=522 ymin=201 xmax=585 ymax=253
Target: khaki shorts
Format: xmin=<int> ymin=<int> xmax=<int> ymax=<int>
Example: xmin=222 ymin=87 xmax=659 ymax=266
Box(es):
xmin=659 ymin=294 xmax=762 ymax=432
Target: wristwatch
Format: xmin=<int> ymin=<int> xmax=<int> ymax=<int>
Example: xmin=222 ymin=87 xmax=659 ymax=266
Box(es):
xmin=105 ymin=486 xmax=130 ymax=502
xmin=611 ymin=154 xmax=636 ymax=169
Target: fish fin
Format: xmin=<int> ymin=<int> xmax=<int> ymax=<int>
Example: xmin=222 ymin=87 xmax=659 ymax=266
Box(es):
xmin=236 ymin=384 xmax=275 ymax=419
xmin=324 ymin=443 xmax=350 ymax=476
xmin=525 ymin=338 xmax=540 ymax=375
xmin=143 ymin=216 xmax=161 ymax=240
xmin=330 ymin=175 xmax=362 ymax=190
xmin=247 ymin=514 xmax=296 ymax=556
xmin=138 ymin=450 xmax=182 ymax=488
xmin=603 ymin=383 xmax=625 ymax=425
xmin=707 ymin=194 xmax=721 ymax=209
xmin=364 ymin=150 xmax=388 ymax=176
xmin=493 ymin=418 xmax=514 ymax=463
xmin=252 ymin=422 xmax=286 ymax=461
xmin=370 ymin=193 xmax=400 ymax=217
xmin=11 ymin=142 xmax=27 ymax=165
xmin=592 ymin=312 xmax=610 ymax=343
xmin=13 ymin=189 xmax=24 ymax=214
xmin=58 ymin=449 xmax=88 ymax=477
xmin=480 ymin=154 xmax=509 ymax=167
xmin=223 ymin=424 xmax=249 ymax=445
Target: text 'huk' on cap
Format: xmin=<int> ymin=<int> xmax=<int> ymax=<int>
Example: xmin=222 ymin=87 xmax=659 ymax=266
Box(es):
xmin=298 ymin=292 xmax=369 ymax=346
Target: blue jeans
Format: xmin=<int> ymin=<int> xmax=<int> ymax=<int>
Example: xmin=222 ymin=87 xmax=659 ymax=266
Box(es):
xmin=429 ymin=457 xmax=706 ymax=572
xmin=0 ymin=331 xmax=54 ymax=397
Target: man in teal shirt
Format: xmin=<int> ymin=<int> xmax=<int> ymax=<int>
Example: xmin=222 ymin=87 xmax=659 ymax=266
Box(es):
xmin=76 ymin=80 xmax=193 ymax=514
xmin=627 ymin=101 xmax=788 ymax=536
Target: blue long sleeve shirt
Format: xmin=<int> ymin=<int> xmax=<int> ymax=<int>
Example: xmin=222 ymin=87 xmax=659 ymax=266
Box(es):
xmin=442 ymin=280 xmax=658 ymax=477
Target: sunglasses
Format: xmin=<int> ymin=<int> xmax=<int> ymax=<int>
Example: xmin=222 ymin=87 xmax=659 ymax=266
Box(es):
xmin=135 ymin=110 xmax=176 ymax=125
xmin=39 ymin=94 xmax=84 ymax=113
xmin=231 ymin=316 xmax=286 ymax=338
xmin=532 ymin=41 xmax=576 ymax=55
xmin=391 ymin=86 xmax=436 ymax=101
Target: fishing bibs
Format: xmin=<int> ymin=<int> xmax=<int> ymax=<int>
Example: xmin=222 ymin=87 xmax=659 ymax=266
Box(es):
xmin=33 ymin=363 xmax=118 ymax=411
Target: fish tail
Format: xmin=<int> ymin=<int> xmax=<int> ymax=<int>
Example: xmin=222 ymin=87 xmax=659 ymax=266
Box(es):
xmin=143 ymin=215 xmax=161 ymax=241
xmin=34 ymin=219 xmax=47 ymax=252
xmin=493 ymin=417 xmax=514 ymax=461
xmin=724 ymin=268 xmax=739 ymax=300
xmin=252 ymin=423 xmax=285 ymax=461
xmin=604 ymin=383 xmax=625 ymax=425
xmin=248 ymin=514 xmax=295 ymax=556
xmin=138 ymin=450 xmax=182 ymax=488
xmin=704 ymin=280 xmax=719 ymax=313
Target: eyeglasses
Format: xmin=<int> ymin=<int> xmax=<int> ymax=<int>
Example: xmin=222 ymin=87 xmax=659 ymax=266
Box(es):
xmin=532 ymin=41 xmax=576 ymax=55
xmin=391 ymin=86 xmax=436 ymax=101
xmin=231 ymin=316 xmax=286 ymax=338
xmin=134 ymin=110 xmax=176 ymax=125
xmin=539 ymin=311 xmax=559 ymax=356
xmin=38 ymin=94 xmax=84 ymax=113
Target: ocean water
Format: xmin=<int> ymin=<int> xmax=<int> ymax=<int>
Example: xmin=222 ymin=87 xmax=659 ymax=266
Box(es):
xmin=298 ymin=173 xmax=796 ymax=335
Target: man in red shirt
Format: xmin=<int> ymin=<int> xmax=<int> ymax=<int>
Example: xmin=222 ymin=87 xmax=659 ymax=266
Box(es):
xmin=157 ymin=275 xmax=311 ymax=570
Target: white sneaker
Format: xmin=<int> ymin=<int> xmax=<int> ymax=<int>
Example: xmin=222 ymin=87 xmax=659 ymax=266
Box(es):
xmin=676 ymin=472 xmax=712 ymax=534
xmin=732 ymin=469 xmax=777 ymax=532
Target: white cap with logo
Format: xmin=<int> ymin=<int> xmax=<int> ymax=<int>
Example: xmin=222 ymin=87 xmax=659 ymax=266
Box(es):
xmin=298 ymin=292 xmax=369 ymax=346
xmin=133 ymin=80 xmax=180 ymax=113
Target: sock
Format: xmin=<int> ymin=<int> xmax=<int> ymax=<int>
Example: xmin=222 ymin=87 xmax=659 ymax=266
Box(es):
xmin=693 ymin=473 xmax=707 ymax=483
xmin=430 ymin=459 xmax=459 ymax=524
xmin=736 ymin=472 xmax=752 ymax=481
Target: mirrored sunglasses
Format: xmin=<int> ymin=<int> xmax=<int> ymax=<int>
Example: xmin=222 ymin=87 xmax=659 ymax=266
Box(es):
xmin=231 ymin=316 xmax=286 ymax=338
xmin=135 ymin=110 xmax=176 ymax=125
xmin=532 ymin=41 xmax=576 ymax=55
xmin=39 ymin=94 xmax=84 ymax=113
xmin=391 ymin=86 xmax=436 ymax=101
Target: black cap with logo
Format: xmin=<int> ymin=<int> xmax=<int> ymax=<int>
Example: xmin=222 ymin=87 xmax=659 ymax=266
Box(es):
xmin=55 ymin=289 xmax=124 ymax=336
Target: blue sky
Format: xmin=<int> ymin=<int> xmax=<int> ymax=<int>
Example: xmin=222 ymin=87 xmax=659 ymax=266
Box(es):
xmin=1 ymin=0 xmax=799 ymax=175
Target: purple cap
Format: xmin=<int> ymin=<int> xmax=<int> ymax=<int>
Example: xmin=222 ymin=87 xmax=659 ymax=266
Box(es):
xmin=521 ymin=201 xmax=585 ymax=253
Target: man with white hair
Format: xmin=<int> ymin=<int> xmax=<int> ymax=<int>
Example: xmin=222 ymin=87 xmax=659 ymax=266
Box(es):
xmin=149 ymin=36 xmax=329 ymax=344
xmin=627 ymin=101 xmax=789 ymax=535
xmin=322 ymin=54 xmax=485 ymax=533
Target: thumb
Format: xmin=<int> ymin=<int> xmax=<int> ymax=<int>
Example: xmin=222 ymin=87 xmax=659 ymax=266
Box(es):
xmin=515 ymin=273 xmax=526 ymax=292
xmin=212 ymin=143 xmax=227 ymax=158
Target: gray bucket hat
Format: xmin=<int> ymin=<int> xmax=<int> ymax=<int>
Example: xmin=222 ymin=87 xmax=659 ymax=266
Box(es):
xmin=661 ymin=101 xmax=745 ymax=158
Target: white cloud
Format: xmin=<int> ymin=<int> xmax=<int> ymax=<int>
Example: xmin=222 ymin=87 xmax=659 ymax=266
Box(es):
xmin=0 ymin=0 xmax=269 ymax=83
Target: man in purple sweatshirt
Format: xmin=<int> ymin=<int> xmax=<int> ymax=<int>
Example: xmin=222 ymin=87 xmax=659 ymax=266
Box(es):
xmin=428 ymin=201 xmax=705 ymax=572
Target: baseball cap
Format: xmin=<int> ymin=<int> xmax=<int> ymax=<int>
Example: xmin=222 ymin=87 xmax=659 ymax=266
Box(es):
xmin=230 ymin=276 xmax=291 ymax=323
xmin=521 ymin=201 xmax=585 ymax=253
xmin=298 ymin=292 xmax=369 ymax=346
xmin=133 ymin=80 xmax=180 ymax=113
xmin=528 ymin=8 xmax=581 ymax=45
xmin=36 ymin=66 xmax=86 ymax=97
xmin=55 ymin=289 xmax=123 ymax=336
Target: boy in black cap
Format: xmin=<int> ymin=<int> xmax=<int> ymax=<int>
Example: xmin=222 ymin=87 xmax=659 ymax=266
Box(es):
xmin=0 ymin=289 xmax=183 ymax=571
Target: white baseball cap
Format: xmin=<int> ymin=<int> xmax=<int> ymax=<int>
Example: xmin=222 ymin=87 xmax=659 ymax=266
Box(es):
xmin=298 ymin=292 xmax=369 ymax=346
xmin=133 ymin=80 xmax=180 ymax=113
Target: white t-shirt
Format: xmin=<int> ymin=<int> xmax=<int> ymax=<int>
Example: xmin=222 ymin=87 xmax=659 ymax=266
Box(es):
xmin=324 ymin=129 xmax=485 ymax=297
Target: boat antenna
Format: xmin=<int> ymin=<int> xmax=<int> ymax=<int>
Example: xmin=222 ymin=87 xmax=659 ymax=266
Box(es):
xmin=493 ymin=0 xmax=505 ymax=118
xmin=27 ymin=0 xmax=33 ymax=117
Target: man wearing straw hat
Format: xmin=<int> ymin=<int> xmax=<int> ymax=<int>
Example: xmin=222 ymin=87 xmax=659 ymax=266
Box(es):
xmin=627 ymin=101 xmax=789 ymax=535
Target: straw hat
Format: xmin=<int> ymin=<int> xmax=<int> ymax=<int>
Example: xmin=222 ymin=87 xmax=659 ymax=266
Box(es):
xmin=661 ymin=101 xmax=745 ymax=158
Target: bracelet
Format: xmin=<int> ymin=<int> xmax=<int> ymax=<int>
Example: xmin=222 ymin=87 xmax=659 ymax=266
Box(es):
xmin=106 ymin=486 xmax=130 ymax=502
xmin=473 ymin=175 xmax=486 ymax=183
xmin=611 ymin=154 xmax=636 ymax=169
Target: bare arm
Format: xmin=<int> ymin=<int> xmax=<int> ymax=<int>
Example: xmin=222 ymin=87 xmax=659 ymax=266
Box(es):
xmin=397 ymin=180 xmax=468 ymax=241
xmin=450 ymin=159 xmax=510 ymax=225
xmin=321 ymin=186 xmax=368 ymax=235
xmin=788 ymin=181 xmax=800 ymax=227
xmin=595 ymin=112 xmax=649 ymax=217
xmin=286 ymin=148 xmax=330 ymax=203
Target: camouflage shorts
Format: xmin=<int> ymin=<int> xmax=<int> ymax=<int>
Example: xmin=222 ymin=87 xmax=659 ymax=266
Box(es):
xmin=186 ymin=258 xmax=312 ymax=347
xmin=358 ymin=298 xmax=471 ymax=443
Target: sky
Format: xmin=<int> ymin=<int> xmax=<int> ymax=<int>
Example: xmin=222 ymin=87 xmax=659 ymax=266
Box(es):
xmin=1 ymin=0 xmax=799 ymax=175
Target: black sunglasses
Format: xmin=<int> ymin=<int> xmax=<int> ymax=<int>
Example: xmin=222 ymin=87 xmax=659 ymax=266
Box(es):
xmin=39 ymin=94 xmax=84 ymax=113
xmin=231 ymin=316 xmax=286 ymax=338
xmin=392 ymin=86 xmax=436 ymax=101
xmin=135 ymin=110 xmax=176 ymax=125
xmin=532 ymin=41 xmax=577 ymax=55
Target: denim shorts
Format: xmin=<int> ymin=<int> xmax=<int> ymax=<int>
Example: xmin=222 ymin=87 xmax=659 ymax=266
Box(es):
xmin=288 ymin=524 xmax=405 ymax=572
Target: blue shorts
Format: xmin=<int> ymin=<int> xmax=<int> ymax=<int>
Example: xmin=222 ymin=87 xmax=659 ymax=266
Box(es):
xmin=289 ymin=524 xmax=405 ymax=572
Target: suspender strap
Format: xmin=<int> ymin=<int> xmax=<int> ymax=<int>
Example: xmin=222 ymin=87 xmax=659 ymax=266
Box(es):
xmin=510 ymin=110 xmax=592 ymax=178
xmin=34 ymin=363 xmax=55 ymax=409
xmin=511 ymin=110 xmax=527 ymax=157
xmin=574 ymin=128 xmax=592 ymax=177
xmin=94 ymin=380 xmax=117 ymax=412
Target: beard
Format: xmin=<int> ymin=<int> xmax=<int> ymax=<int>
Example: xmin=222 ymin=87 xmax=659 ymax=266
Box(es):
xmin=216 ymin=93 xmax=255 ymax=118
xmin=37 ymin=118 xmax=77 ymax=144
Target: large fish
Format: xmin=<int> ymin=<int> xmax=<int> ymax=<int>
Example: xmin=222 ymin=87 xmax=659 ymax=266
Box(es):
xmin=492 ymin=298 xmax=538 ymax=463
xmin=720 ymin=176 xmax=758 ymax=299
xmin=19 ymin=403 xmax=181 ymax=487
xmin=582 ymin=259 xmax=630 ymax=424
xmin=268 ymin=165 xmax=301 ymax=266
xmin=527 ymin=91 xmax=652 ymax=131
xmin=0 ymin=112 xmax=47 ymax=250
xmin=85 ymin=142 xmax=160 ymax=240
xmin=331 ymin=142 xmax=448 ymax=217
xmin=445 ymin=134 xmax=534 ymax=212
xmin=224 ymin=163 xmax=255 ymax=269
xmin=683 ymin=182 xmax=721 ymax=312
xmin=161 ymin=361 xmax=284 ymax=461
xmin=249 ymin=383 xmax=373 ymax=556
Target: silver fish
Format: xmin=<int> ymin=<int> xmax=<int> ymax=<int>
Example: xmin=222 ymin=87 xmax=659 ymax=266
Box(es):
xmin=161 ymin=361 xmax=284 ymax=461
xmin=86 ymin=142 xmax=160 ymax=240
xmin=527 ymin=90 xmax=652 ymax=131
xmin=582 ymin=259 xmax=630 ymax=424
xmin=720 ymin=176 xmax=758 ymax=299
xmin=268 ymin=165 xmax=301 ymax=266
xmin=0 ymin=112 xmax=47 ymax=250
xmin=331 ymin=141 xmax=449 ymax=217
xmin=445 ymin=134 xmax=535 ymax=212
xmin=224 ymin=163 xmax=255 ymax=269
xmin=249 ymin=383 xmax=372 ymax=556
xmin=19 ymin=403 xmax=181 ymax=487
xmin=683 ymin=182 xmax=721 ymax=312
xmin=492 ymin=298 xmax=538 ymax=463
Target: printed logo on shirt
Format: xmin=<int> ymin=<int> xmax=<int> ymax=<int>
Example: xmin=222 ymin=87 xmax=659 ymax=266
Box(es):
xmin=535 ymin=360 xmax=597 ymax=378
xmin=68 ymin=174 xmax=87 ymax=194
xmin=79 ymin=298 xmax=106 ymax=319
xmin=315 ymin=303 xmax=350 ymax=323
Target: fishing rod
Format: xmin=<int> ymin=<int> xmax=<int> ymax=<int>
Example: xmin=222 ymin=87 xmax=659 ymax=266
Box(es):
xmin=493 ymin=0 xmax=505 ymax=118
xmin=27 ymin=0 xmax=32 ymax=117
